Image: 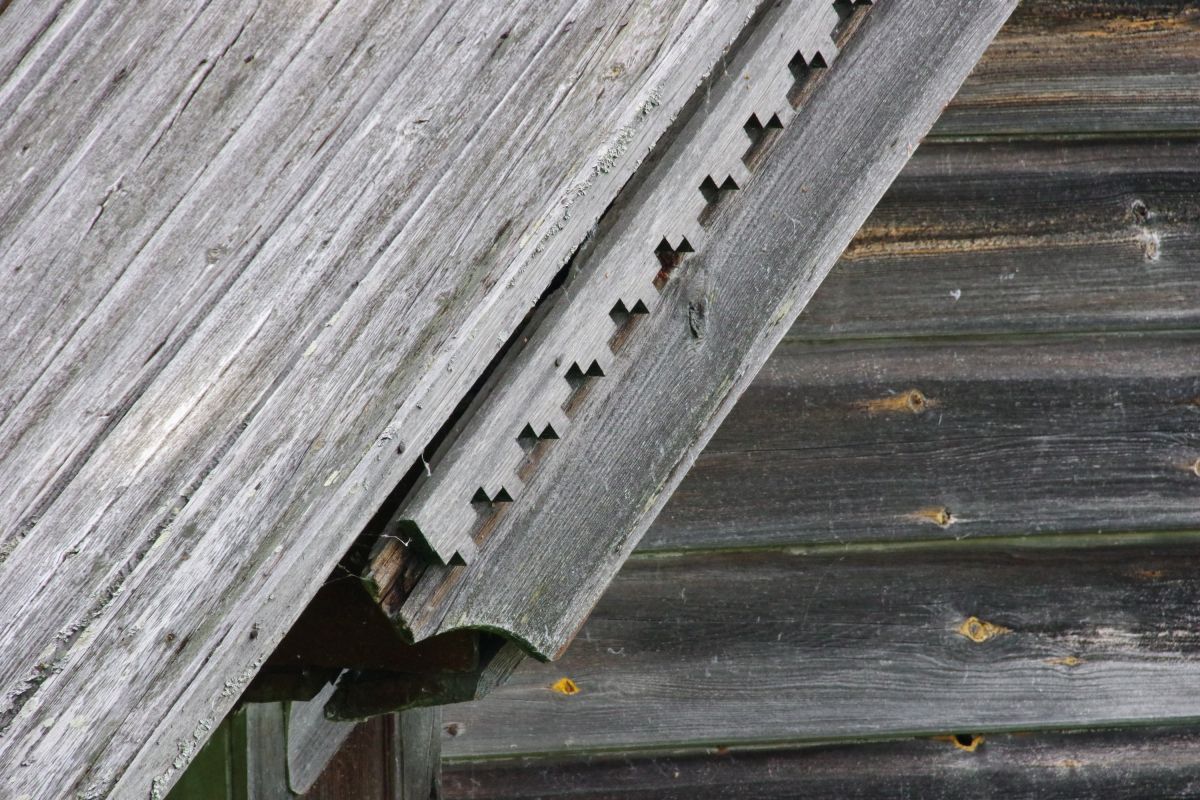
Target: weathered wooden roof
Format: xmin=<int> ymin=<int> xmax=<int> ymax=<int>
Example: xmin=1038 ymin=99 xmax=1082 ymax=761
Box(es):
xmin=0 ymin=0 xmax=1011 ymax=796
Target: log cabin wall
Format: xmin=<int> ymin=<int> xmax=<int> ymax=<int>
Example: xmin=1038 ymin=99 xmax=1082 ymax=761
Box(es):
xmin=434 ymin=1 xmax=1200 ymax=796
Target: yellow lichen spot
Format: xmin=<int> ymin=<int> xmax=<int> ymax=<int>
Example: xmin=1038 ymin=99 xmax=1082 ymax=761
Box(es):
xmin=857 ymin=388 xmax=938 ymax=415
xmin=908 ymin=506 xmax=956 ymax=528
xmin=957 ymin=616 xmax=1010 ymax=643
xmin=551 ymin=677 xmax=579 ymax=696
xmin=1047 ymin=655 xmax=1082 ymax=667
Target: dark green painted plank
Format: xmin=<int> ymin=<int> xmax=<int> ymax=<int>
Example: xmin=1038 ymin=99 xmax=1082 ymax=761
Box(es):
xmin=644 ymin=332 xmax=1200 ymax=551
xmin=935 ymin=0 xmax=1200 ymax=136
xmin=443 ymin=726 xmax=1200 ymax=800
xmin=792 ymin=137 xmax=1200 ymax=339
xmin=442 ymin=542 xmax=1200 ymax=758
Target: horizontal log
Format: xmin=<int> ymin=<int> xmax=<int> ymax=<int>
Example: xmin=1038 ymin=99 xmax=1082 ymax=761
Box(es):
xmin=935 ymin=0 xmax=1200 ymax=136
xmin=645 ymin=332 xmax=1200 ymax=551
xmin=794 ymin=136 xmax=1200 ymax=339
xmin=442 ymin=541 xmax=1200 ymax=758
xmin=443 ymin=726 xmax=1200 ymax=800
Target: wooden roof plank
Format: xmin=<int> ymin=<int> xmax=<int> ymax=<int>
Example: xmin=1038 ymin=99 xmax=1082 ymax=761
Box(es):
xmin=0 ymin=1 xmax=766 ymax=796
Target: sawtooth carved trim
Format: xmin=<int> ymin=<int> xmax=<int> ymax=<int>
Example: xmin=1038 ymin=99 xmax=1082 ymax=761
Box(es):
xmin=382 ymin=0 xmax=872 ymax=567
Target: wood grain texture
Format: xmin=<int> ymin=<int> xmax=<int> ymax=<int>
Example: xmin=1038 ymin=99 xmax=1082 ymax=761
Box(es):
xmin=441 ymin=541 xmax=1200 ymax=758
xmin=442 ymin=726 xmax=1200 ymax=800
xmin=392 ymin=0 xmax=1017 ymax=659
xmin=644 ymin=332 xmax=1200 ymax=551
xmin=0 ymin=1 xmax=765 ymax=796
xmin=934 ymin=0 xmax=1200 ymax=136
xmin=791 ymin=136 xmax=1200 ymax=339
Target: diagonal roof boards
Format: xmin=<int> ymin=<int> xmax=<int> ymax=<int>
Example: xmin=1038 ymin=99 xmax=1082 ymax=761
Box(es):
xmin=0 ymin=1 xmax=1012 ymax=797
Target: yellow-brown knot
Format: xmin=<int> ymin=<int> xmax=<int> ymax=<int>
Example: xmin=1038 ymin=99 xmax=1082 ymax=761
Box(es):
xmin=957 ymin=616 xmax=1010 ymax=643
xmin=550 ymin=677 xmax=580 ymax=696
xmin=908 ymin=506 xmax=956 ymax=528
xmin=856 ymin=388 xmax=938 ymax=415
xmin=1047 ymin=655 xmax=1082 ymax=667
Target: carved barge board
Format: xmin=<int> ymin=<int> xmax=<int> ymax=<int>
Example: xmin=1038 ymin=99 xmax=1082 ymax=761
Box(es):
xmin=377 ymin=0 xmax=1017 ymax=658
xmin=0 ymin=2 xmax=769 ymax=797
xmin=384 ymin=0 xmax=849 ymax=567
xmin=442 ymin=540 xmax=1200 ymax=758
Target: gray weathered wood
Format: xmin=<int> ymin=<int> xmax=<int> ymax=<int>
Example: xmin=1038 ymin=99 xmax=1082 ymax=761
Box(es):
xmin=792 ymin=136 xmax=1200 ymax=339
xmin=390 ymin=707 xmax=442 ymax=800
xmin=287 ymin=687 xmax=356 ymax=795
xmin=244 ymin=704 xmax=291 ymax=800
xmin=388 ymin=0 xmax=1017 ymax=659
xmin=0 ymin=2 xmax=767 ymax=796
xmin=442 ymin=539 xmax=1200 ymax=758
xmin=644 ymin=331 xmax=1200 ymax=551
xmin=933 ymin=0 xmax=1200 ymax=136
xmin=441 ymin=725 xmax=1200 ymax=800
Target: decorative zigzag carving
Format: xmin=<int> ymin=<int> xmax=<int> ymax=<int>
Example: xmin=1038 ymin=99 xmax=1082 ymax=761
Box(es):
xmin=386 ymin=0 xmax=872 ymax=566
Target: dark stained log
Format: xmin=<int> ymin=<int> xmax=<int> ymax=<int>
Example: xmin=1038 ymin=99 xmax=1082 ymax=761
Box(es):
xmin=793 ymin=137 xmax=1200 ymax=339
xmin=442 ymin=541 xmax=1200 ymax=758
xmin=645 ymin=332 xmax=1200 ymax=551
xmin=442 ymin=726 xmax=1200 ymax=800
xmin=936 ymin=0 xmax=1200 ymax=136
xmin=326 ymin=640 xmax=526 ymax=720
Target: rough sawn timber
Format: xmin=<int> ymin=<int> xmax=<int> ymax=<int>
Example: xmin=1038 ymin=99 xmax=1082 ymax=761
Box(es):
xmin=389 ymin=0 xmax=1017 ymax=659
xmin=0 ymin=1 xmax=766 ymax=796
